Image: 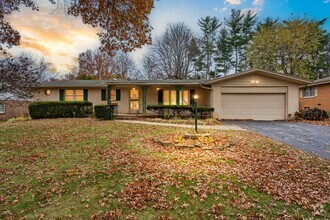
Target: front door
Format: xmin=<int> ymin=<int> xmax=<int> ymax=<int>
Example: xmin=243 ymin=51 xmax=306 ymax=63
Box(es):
xmin=129 ymin=88 xmax=139 ymax=113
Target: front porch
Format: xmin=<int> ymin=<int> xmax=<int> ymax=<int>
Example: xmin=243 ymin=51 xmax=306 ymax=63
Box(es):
xmin=106 ymin=81 xmax=211 ymax=115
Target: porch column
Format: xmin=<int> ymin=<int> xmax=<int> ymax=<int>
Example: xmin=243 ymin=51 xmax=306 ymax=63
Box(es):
xmin=107 ymin=85 xmax=112 ymax=105
xmin=174 ymin=85 xmax=183 ymax=105
xmin=139 ymin=85 xmax=149 ymax=115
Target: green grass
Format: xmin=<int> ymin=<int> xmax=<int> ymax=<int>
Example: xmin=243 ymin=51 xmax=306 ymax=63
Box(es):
xmin=0 ymin=118 xmax=329 ymax=219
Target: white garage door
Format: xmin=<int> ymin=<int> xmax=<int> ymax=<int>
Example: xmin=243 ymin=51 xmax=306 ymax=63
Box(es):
xmin=221 ymin=93 xmax=286 ymax=120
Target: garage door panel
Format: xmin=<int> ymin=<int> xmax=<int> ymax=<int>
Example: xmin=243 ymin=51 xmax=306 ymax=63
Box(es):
xmin=221 ymin=94 xmax=285 ymax=120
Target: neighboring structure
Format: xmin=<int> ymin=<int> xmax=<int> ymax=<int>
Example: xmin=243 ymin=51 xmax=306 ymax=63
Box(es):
xmin=0 ymin=93 xmax=30 ymax=121
xmin=35 ymin=69 xmax=311 ymax=121
xmin=300 ymin=76 xmax=330 ymax=112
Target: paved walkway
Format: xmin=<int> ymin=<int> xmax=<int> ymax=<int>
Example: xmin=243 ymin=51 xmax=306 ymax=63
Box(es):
xmin=116 ymin=120 xmax=245 ymax=131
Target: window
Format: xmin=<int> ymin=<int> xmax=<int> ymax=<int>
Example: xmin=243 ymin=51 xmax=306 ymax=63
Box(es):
xmin=130 ymin=88 xmax=139 ymax=100
xmin=303 ymin=87 xmax=316 ymax=98
xmin=163 ymin=90 xmax=189 ymax=105
xmin=101 ymin=89 xmax=106 ymax=101
xmin=110 ymin=90 xmax=116 ymax=101
xmin=130 ymin=101 xmax=139 ymax=111
xmin=0 ymin=103 xmax=5 ymax=114
xmin=170 ymin=90 xmax=176 ymax=105
xmin=164 ymin=90 xmax=170 ymax=105
xmin=180 ymin=90 xmax=189 ymax=105
xmin=65 ymin=90 xmax=83 ymax=101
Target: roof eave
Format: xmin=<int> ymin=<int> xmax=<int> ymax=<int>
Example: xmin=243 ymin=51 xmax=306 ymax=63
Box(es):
xmin=204 ymin=69 xmax=312 ymax=85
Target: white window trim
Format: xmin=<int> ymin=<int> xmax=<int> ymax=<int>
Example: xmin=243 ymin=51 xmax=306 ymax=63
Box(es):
xmin=0 ymin=103 xmax=6 ymax=114
xmin=302 ymin=86 xmax=317 ymax=98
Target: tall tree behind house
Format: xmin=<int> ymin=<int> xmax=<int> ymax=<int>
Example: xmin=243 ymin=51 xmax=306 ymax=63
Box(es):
xmin=198 ymin=16 xmax=221 ymax=79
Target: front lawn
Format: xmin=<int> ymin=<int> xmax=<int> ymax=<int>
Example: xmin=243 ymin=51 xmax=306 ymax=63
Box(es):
xmin=0 ymin=119 xmax=329 ymax=219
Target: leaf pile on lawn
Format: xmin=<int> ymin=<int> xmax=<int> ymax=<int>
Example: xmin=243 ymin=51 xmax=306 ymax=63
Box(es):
xmin=0 ymin=118 xmax=329 ymax=219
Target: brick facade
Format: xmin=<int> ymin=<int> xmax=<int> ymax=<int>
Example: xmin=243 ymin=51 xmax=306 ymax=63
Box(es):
xmin=299 ymin=84 xmax=330 ymax=112
xmin=0 ymin=101 xmax=30 ymax=121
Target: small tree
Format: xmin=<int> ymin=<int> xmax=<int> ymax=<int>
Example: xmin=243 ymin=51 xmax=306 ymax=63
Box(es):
xmin=0 ymin=53 xmax=50 ymax=103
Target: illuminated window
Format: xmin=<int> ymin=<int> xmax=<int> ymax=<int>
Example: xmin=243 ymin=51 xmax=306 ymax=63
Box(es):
xmin=65 ymin=90 xmax=74 ymax=101
xmin=111 ymin=90 xmax=116 ymax=101
xmin=75 ymin=90 xmax=84 ymax=101
xmin=130 ymin=88 xmax=139 ymax=100
xmin=0 ymin=103 xmax=5 ymax=114
xmin=65 ymin=90 xmax=83 ymax=101
xmin=130 ymin=101 xmax=139 ymax=110
xmin=181 ymin=90 xmax=189 ymax=105
xmin=170 ymin=91 xmax=176 ymax=105
xmin=163 ymin=90 xmax=170 ymax=105
xmin=163 ymin=90 xmax=189 ymax=105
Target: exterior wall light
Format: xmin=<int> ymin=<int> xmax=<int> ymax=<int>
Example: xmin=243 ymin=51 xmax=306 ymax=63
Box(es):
xmin=156 ymin=88 xmax=160 ymax=91
xmin=45 ymin=89 xmax=51 ymax=95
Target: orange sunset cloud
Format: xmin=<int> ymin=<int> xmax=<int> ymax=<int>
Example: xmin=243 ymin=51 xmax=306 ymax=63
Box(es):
xmin=6 ymin=0 xmax=101 ymax=75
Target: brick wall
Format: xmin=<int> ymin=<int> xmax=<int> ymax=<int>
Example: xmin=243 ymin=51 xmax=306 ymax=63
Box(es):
xmin=0 ymin=101 xmax=30 ymax=121
xmin=299 ymin=84 xmax=330 ymax=112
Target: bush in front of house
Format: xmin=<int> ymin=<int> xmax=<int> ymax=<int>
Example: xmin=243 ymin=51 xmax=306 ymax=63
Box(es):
xmin=94 ymin=105 xmax=115 ymax=120
xmin=29 ymin=101 xmax=93 ymax=119
xmin=147 ymin=105 xmax=214 ymax=119
xmin=295 ymin=107 xmax=329 ymax=121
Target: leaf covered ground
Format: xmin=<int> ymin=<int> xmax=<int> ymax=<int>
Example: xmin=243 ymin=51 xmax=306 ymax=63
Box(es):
xmin=0 ymin=118 xmax=329 ymax=219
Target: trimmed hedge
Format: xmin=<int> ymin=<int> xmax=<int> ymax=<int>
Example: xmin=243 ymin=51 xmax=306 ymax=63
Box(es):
xmin=29 ymin=101 xmax=93 ymax=119
xmin=94 ymin=105 xmax=115 ymax=120
xmin=295 ymin=108 xmax=329 ymax=121
xmin=147 ymin=105 xmax=214 ymax=119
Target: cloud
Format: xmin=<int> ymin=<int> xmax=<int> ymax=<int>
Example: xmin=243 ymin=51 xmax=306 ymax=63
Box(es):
xmin=214 ymin=7 xmax=228 ymax=12
xmin=253 ymin=0 xmax=264 ymax=6
xmin=241 ymin=8 xmax=262 ymax=16
xmin=224 ymin=0 xmax=241 ymax=5
xmin=324 ymin=0 xmax=330 ymax=3
xmin=7 ymin=0 xmax=100 ymax=74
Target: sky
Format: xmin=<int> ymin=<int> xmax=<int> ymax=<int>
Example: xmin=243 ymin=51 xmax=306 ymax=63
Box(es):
xmin=6 ymin=0 xmax=330 ymax=76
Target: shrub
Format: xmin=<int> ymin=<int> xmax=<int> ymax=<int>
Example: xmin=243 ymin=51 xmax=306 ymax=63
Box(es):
xmin=147 ymin=105 xmax=214 ymax=119
xmin=94 ymin=105 xmax=115 ymax=120
xmin=29 ymin=101 xmax=93 ymax=119
xmin=295 ymin=108 xmax=329 ymax=121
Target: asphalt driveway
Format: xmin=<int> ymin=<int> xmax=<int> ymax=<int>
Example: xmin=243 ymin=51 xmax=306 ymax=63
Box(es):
xmin=229 ymin=121 xmax=330 ymax=159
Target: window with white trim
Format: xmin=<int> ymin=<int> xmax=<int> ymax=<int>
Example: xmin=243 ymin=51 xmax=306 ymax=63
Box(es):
xmin=0 ymin=103 xmax=5 ymax=114
xmin=303 ymin=86 xmax=316 ymax=98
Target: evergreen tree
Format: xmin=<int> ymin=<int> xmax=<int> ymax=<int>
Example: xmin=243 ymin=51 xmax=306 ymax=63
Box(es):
xmin=214 ymin=28 xmax=233 ymax=76
xmin=239 ymin=10 xmax=257 ymax=71
xmin=198 ymin=16 xmax=221 ymax=79
xmin=188 ymin=37 xmax=203 ymax=79
xmin=224 ymin=9 xmax=257 ymax=73
xmin=224 ymin=9 xmax=244 ymax=73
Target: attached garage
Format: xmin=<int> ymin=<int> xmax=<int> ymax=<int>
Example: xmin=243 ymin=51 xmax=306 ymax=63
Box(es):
xmin=221 ymin=93 xmax=285 ymax=120
xmin=205 ymin=69 xmax=311 ymax=121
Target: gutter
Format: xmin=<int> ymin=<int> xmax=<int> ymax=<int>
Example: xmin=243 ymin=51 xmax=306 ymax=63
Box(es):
xmin=200 ymin=84 xmax=212 ymax=90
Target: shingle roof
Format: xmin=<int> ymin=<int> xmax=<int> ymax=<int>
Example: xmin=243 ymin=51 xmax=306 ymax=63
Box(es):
xmin=39 ymin=80 xmax=110 ymax=88
xmin=40 ymin=79 xmax=205 ymax=88
xmin=314 ymin=76 xmax=330 ymax=83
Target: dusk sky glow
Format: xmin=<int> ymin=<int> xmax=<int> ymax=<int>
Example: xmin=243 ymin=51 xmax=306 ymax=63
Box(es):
xmin=6 ymin=0 xmax=330 ymax=76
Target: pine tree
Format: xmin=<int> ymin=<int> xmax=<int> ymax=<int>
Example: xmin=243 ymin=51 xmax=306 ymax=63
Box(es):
xmin=239 ymin=10 xmax=257 ymax=71
xmin=214 ymin=28 xmax=233 ymax=76
xmin=224 ymin=9 xmax=257 ymax=73
xmin=224 ymin=10 xmax=244 ymax=73
xmin=198 ymin=16 xmax=221 ymax=79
